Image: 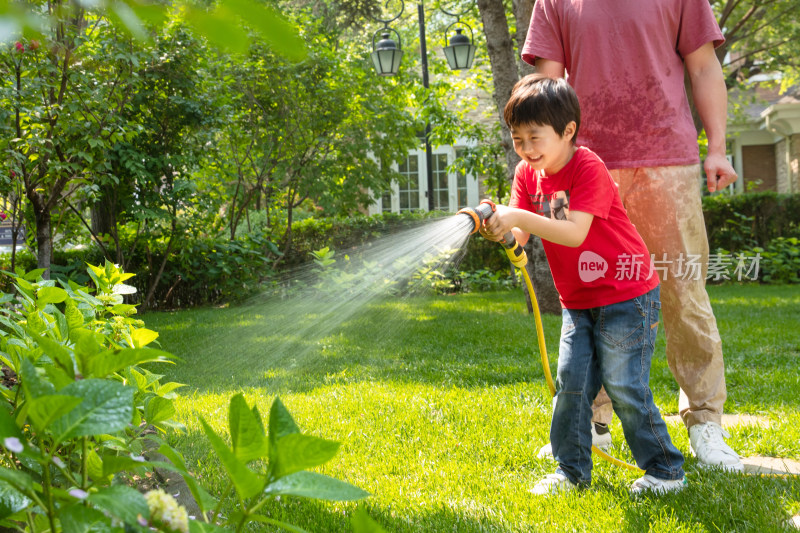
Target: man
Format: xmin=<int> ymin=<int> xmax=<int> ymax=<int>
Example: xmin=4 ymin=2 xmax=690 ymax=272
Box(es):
xmin=523 ymin=0 xmax=742 ymax=471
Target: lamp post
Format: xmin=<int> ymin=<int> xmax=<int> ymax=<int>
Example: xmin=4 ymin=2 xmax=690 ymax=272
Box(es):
xmin=370 ymin=1 xmax=477 ymax=212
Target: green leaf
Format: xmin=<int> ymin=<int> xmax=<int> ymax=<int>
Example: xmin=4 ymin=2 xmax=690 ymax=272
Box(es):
xmin=101 ymin=455 xmax=156 ymax=478
xmin=184 ymin=6 xmax=249 ymax=54
xmin=0 ymin=407 xmax=23 ymax=442
xmin=32 ymin=335 xmax=74 ymax=378
xmin=27 ymin=395 xmax=83 ymax=433
xmin=351 ymin=506 xmax=389 ymax=533
xmin=263 ymin=471 xmax=369 ymax=501
xmin=50 ymin=380 xmax=134 ymax=442
xmin=222 ymin=0 xmax=307 ymax=61
xmin=107 ymin=0 xmax=148 ymax=40
xmin=59 ymin=503 xmax=112 ymax=533
xmin=273 ymin=433 xmax=340 ymax=478
xmin=268 ymin=397 xmax=299 ymax=443
xmin=0 ymin=469 xmax=34 ymax=495
xmin=87 ymin=485 xmax=149 ymax=524
xmin=22 ymin=269 xmax=46 ymax=282
xmin=131 ymin=327 xmax=158 ymax=348
xmin=156 ymin=444 xmax=217 ymax=512
xmin=0 ymin=482 xmax=31 ymax=521
xmin=87 ymin=348 xmax=172 ymax=379
xmin=20 ymin=358 xmax=56 ymax=400
xmin=72 ymin=328 xmax=103 ymax=372
xmin=198 ymin=415 xmax=262 ymax=499
xmin=145 ymin=396 xmax=175 ymax=425
xmin=229 ymin=394 xmax=268 ymax=463
xmin=36 ymin=286 xmax=67 ymax=306
xmin=65 ymin=302 xmax=84 ymax=330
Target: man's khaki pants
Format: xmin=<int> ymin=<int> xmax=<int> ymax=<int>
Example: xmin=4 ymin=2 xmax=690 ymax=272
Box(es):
xmin=591 ymin=164 xmax=726 ymax=430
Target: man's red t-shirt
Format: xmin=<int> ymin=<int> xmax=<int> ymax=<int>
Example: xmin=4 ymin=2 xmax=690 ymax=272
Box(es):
xmin=521 ymin=0 xmax=724 ymax=170
xmin=510 ymin=147 xmax=658 ymax=309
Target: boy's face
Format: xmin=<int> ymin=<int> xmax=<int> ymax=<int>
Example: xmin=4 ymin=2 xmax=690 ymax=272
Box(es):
xmin=511 ymin=121 xmax=576 ymax=175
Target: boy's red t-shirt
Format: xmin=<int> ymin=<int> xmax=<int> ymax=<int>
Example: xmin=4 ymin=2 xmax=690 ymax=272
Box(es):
xmin=510 ymin=147 xmax=658 ymax=309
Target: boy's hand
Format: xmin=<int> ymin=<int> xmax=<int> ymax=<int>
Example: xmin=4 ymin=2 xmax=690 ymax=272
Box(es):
xmin=481 ymin=204 xmax=516 ymax=240
xmin=479 ymin=224 xmax=503 ymax=241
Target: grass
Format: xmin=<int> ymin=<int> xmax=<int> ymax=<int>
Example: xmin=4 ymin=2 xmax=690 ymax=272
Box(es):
xmin=144 ymin=283 xmax=800 ymax=532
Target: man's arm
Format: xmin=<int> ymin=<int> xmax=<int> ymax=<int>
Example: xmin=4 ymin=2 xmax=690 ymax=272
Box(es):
xmin=685 ymin=42 xmax=737 ymax=192
xmin=534 ymin=58 xmax=565 ymax=79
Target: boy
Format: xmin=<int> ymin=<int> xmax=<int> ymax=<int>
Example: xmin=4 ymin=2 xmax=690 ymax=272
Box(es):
xmin=481 ymin=74 xmax=685 ymax=495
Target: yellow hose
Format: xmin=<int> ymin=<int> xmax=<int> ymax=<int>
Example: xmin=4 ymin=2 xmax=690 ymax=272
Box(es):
xmin=518 ymin=262 xmax=644 ymax=473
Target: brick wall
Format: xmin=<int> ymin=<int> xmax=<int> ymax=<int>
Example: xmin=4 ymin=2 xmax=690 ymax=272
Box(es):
xmin=742 ymin=144 xmax=777 ymax=192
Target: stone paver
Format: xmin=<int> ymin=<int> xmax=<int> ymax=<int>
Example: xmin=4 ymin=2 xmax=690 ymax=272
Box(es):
xmin=742 ymin=456 xmax=800 ymax=476
xmin=663 ymin=413 xmax=770 ymax=428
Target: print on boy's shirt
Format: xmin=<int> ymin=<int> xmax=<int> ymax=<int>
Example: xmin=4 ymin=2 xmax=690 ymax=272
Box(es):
xmin=530 ymin=190 xmax=570 ymax=220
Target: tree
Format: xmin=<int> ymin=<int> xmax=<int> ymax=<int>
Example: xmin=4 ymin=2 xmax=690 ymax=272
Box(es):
xmin=202 ymin=10 xmax=422 ymax=253
xmin=0 ymin=8 xmax=147 ymax=278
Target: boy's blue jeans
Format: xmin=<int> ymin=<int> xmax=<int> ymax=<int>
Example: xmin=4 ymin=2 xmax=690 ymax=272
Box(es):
xmin=550 ymin=285 xmax=685 ymax=485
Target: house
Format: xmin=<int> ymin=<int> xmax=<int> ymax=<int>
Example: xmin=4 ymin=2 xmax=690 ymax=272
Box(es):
xmin=728 ymin=84 xmax=800 ymax=194
xmin=367 ymin=138 xmax=482 ymax=215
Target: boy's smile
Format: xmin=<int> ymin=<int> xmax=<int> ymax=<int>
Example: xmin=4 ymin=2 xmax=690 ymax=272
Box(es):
xmin=511 ymin=121 xmax=577 ymax=175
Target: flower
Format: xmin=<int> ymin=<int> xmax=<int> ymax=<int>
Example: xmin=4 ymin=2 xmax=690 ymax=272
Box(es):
xmin=69 ymin=489 xmax=88 ymax=500
xmin=3 ymin=437 xmax=23 ymax=453
xmin=144 ymin=490 xmax=189 ymax=533
xmin=14 ymin=42 xmax=24 ymax=53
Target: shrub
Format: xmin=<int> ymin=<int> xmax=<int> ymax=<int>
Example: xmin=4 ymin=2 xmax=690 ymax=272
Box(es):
xmin=0 ymin=261 xmax=183 ymax=529
xmin=754 ymin=237 xmax=800 ymax=284
xmin=0 ymin=263 xmax=384 ymax=532
xmin=703 ymin=192 xmax=800 ymax=252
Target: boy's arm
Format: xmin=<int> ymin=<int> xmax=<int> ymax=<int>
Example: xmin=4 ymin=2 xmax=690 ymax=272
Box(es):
xmin=483 ymin=205 xmax=594 ymax=248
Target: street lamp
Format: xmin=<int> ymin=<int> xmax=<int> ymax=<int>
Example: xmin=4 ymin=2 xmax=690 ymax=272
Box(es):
xmin=370 ymin=0 xmax=477 ymax=211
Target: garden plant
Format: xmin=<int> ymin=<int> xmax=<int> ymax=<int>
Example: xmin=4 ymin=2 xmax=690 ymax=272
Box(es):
xmin=0 ymin=263 xmax=383 ymax=532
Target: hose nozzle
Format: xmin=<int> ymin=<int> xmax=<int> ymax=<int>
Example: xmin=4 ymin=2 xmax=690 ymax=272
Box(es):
xmin=457 ymin=200 xmax=528 ymax=269
xmin=456 ymin=200 xmax=496 ymax=235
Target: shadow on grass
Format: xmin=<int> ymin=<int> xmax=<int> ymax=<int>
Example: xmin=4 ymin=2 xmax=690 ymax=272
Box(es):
xmin=145 ymin=284 xmax=800 ymax=412
xmin=144 ymin=290 xmax=565 ymax=395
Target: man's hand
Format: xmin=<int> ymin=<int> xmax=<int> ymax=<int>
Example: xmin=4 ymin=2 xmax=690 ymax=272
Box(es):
xmin=704 ymin=152 xmax=737 ymax=193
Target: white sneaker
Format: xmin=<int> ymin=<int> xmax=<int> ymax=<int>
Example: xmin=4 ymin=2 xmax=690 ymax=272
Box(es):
xmin=537 ymin=423 xmax=613 ymax=458
xmin=530 ymin=473 xmax=577 ymax=496
xmin=689 ymin=422 xmax=743 ymax=472
xmin=630 ymin=474 xmax=686 ymax=495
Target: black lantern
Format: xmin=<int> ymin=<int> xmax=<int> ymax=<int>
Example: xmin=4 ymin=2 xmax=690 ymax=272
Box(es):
xmin=443 ymin=27 xmax=476 ymax=71
xmin=371 ymin=29 xmax=403 ymax=76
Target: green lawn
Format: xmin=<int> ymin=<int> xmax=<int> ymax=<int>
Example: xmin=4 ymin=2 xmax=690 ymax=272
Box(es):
xmin=144 ymin=284 xmax=800 ymax=532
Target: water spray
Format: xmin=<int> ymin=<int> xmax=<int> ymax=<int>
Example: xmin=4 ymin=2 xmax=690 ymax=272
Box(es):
xmin=458 ymin=200 xmax=643 ymax=473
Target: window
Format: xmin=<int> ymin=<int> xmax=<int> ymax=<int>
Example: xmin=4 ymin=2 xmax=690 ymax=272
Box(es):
xmin=380 ymin=191 xmax=392 ymax=212
xmin=398 ymin=155 xmax=420 ymax=212
xmin=455 ymin=148 xmax=468 ymax=210
xmin=432 ymin=153 xmax=449 ymax=211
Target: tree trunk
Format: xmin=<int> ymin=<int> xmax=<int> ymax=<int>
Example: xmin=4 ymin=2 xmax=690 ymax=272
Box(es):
xmin=33 ymin=205 xmax=52 ymax=280
xmin=477 ymin=0 xmax=522 ymax=182
xmin=513 ymin=0 xmax=536 ymax=78
xmin=477 ymin=0 xmax=560 ymax=314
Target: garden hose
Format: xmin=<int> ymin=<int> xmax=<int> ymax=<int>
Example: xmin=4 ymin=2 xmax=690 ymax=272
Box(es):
xmin=458 ymin=201 xmax=643 ymax=474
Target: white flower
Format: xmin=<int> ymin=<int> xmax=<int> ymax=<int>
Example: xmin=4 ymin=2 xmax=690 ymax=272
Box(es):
xmin=3 ymin=437 xmax=23 ymax=453
xmin=69 ymin=489 xmax=88 ymax=500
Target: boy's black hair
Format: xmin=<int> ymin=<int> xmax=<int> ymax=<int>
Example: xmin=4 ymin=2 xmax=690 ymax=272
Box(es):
xmin=504 ymin=73 xmax=581 ymax=142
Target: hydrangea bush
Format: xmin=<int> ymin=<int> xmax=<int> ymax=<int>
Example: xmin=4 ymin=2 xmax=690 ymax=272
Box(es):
xmin=0 ymin=262 xmax=384 ymax=532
